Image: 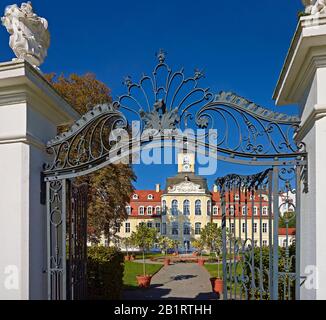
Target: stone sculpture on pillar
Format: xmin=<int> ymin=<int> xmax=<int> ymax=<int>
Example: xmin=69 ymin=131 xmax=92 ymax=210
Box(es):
xmin=302 ymin=0 xmax=326 ymax=15
xmin=1 ymin=2 xmax=50 ymax=67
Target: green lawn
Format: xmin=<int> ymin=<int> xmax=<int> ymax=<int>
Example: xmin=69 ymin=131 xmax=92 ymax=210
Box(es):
xmin=204 ymin=263 xmax=223 ymax=278
xmin=123 ymin=261 xmax=163 ymax=289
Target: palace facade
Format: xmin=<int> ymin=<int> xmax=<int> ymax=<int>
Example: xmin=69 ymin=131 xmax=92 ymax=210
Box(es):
xmin=115 ymin=153 xmax=286 ymax=251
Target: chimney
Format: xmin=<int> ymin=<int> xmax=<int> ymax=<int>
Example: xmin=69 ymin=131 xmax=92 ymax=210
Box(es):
xmin=156 ymin=184 xmax=160 ymax=192
xmin=213 ymin=184 xmax=218 ymax=192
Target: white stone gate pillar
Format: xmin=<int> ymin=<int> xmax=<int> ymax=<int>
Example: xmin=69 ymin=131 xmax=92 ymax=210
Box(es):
xmin=0 ymin=60 xmax=79 ymax=299
xmin=274 ymin=14 xmax=326 ymax=300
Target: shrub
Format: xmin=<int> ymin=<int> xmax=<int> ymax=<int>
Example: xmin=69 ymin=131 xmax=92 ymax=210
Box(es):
xmin=87 ymin=246 xmax=124 ymax=300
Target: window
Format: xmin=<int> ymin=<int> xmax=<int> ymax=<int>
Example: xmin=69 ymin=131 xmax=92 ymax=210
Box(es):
xmin=183 ymin=200 xmax=190 ymax=216
xmin=132 ymin=194 xmax=138 ymax=200
xmin=229 ymin=206 xmax=235 ymax=216
xmin=242 ymin=206 xmax=247 ymax=216
xmin=262 ymin=223 xmax=267 ymax=233
xmin=242 ymin=223 xmax=246 ymax=233
xmin=126 ymin=206 xmax=131 ymax=215
xmin=254 ymin=240 xmax=258 ymax=246
xmin=253 ymin=223 xmax=257 ymax=233
xmin=148 ymin=194 xmax=153 ymax=200
xmin=172 ymin=200 xmax=178 ymax=216
xmin=139 ymin=222 xmax=145 ymax=227
xmin=235 ymin=194 xmax=240 ymax=200
xmin=162 ymin=223 xmax=167 ymax=235
xmin=207 ymin=200 xmax=212 ymax=216
xmin=147 ymin=222 xmax=153 ymax=228
xmin=262 ymin=207 xmax=268 ymax=216
xmin=183 ymin=223 xmax=191 ymax=235
xmin=195 ymin=200 xmax=202 ymax=215
xmin=138 ymin=206 xmax=144 ymax=215
xmin=195 ymin=222 xmax=201 ymax=235
xmin=253 ymin=207 xmax=258 ymax=216
xmin=213 ymin=206 xmax=219 ymax=216
xmin=155 ymin=223 xmax=161 ymax=233
xmin=172 ymin=222 xmax=179 ymax=235
xmin=263 ymin=240 xmax=268 ymax=247
xmin=155 ymin=206 xmax=161 ymax=215
xmin=283 ymin=239 xmax=287 ymax=248
xmin=230 ymin=223 xmax=235 ymax=233
xmin=162 ymin=200 xmax=167 ymax=215
xmin=147 ymin=206 xmax=153 ymax=215
xmin=125 ymin=222 xmax=131 ymax=233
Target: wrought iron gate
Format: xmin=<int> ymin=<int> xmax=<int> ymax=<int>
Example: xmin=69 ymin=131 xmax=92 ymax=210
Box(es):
xmin=43 ymin=51 xmax=307 ymax=300
xmin=46 ymin=180 xmax=88 ymax=300
xmin=67 ymin=183 xmax=88 ymax=300
xmin=217 ymin=166 xmax=303 ymax=300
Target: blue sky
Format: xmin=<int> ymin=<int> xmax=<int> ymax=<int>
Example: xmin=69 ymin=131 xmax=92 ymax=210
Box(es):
xmin=0 ymin=0 xmax=304 ymax=190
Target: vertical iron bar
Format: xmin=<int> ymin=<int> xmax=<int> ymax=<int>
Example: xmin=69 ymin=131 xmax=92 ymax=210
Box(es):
xmin=268 ymin=170 xmax=273 ymax=299
xmin=62 ymin=179 xmax=67 ymax=300
xmin=251 ymin=187 xmax=255 ymax=300
xmin=295 ymin=165 xmax=301 ymax=300
xmin=46 ymin=181 xmax=51 ymax=300
xmin=259 ymin=185 xmax=263 ymax=300
xmin=272 ymin=167 xmax=279 ymax=300
xmin=221 ymin=183 xmax=228 ymax=300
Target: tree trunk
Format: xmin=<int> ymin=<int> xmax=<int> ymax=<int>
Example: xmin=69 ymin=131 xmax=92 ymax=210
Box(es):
xmin=143 ymin=249 xmax=146 ymax=276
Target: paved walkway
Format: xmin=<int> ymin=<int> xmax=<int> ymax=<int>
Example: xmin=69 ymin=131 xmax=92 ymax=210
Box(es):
xmin=123 ymin=263 xmax=218 ymax=300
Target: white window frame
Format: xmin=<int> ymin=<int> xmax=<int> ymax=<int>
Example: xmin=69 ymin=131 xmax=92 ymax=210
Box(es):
xmin=213 ymin=206 xmax=219 ymax=216
xmin=262 ymin=223 xmax=267 ymax=233
xmin=138 ymin=206 xmax=144 ymax=215
xmin=229 ymin=206 xmax=235 ymax=216
xmin=262 ymin=207 xmax=268 ymax=216
xmin=195 ymin=222 xmax=201 ymax=235
xmin=253 ymin=207 xmax=258 ymax=216
xmin=147 ymin=222 xmax=153 ymax=229
xmin=155 ymin=206 xmax=161 ymax=215
xmin=195 ymin=200 xmax=202 ymax=215
xmin=242 ymin=206 xmax=247 ymax=216
xmin=125 ymin=222 xmax=131 ymax=233
xmin=132 ymin=194 xmax=139 ymax=200
xmin=253 ymin=223 xmax=257 ymax=233
xmin=147 ymin=206 xmax=153 ymax=215
xmin=235 ymin=194 xmax=240 ymax=200
xmin=155 ymin=222 xmax=161 ymax=233
xmin=148 ymin=194 xmax=153 ymax=200
xmin=242 ymin=223 xmax=246 ymax=233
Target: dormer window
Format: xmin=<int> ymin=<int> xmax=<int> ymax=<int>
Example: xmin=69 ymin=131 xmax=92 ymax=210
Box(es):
xmin=133 ymin=194 xmax=139 ymax=200
xmin=148 ymin=194 xmax=153 ymax=200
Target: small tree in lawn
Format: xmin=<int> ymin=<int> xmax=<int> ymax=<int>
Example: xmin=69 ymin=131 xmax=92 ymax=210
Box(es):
xmin=200 ymin=223 xmax=223 ymax=278
xmin=171 ymin=239 xmax=180 ymax=255
xmin=192 ymin=238 xmax=205 ymax=258
xmin=122 ymin=237 xmax=133 ymax=258
xmin=131 ymin=224 xmax=157 ymax=276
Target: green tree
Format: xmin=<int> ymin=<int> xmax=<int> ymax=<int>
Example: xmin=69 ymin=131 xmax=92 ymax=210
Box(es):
xmin=192 ymin=238 xmax=205 ymax=258
xmin=131 ymin=225 xmax=158 ymax=276
xmin=45 ymin=73 xmax=136 ymax=244
xmin=157 ymin=236 xmax=174 ymax=256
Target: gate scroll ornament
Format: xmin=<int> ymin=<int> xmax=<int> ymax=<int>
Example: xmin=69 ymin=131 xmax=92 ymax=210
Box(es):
xmin=43 ymin=51 xmax=307 ymax=300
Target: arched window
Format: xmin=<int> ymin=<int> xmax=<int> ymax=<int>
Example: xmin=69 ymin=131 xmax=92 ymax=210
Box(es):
xmin=183 ymin=200 xmax=190 ymax=216
xmin=213 ymin=206 xmax=219 ymax=216
xmin=172 ymin=200 xmax=178 ymax=216
xmin=229 ymin=206 xmax=235 ymax=216
xmin=138 ymin=206 xmax=144 ymax=215
xmin=207 ymin=200 xmax=212 ymax=216
xmin=155 ymin=206 xmax=161 ymax=215
xmin=262 ymin=207 xmax=268 ymax=216
xmin=147 ymin=206 xmax=153 ymax=215
xmin=195 ymin=200 xmax=201 ymax=215
xmin=195 ymin=222 xmax=201 ymax=235
xmin=162 ymin=200 xmax=167 ymax=215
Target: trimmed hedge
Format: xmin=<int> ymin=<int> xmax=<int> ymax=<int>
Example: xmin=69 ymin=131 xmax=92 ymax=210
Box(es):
xmin=87 ymin=246 xmax=124 ymax=300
